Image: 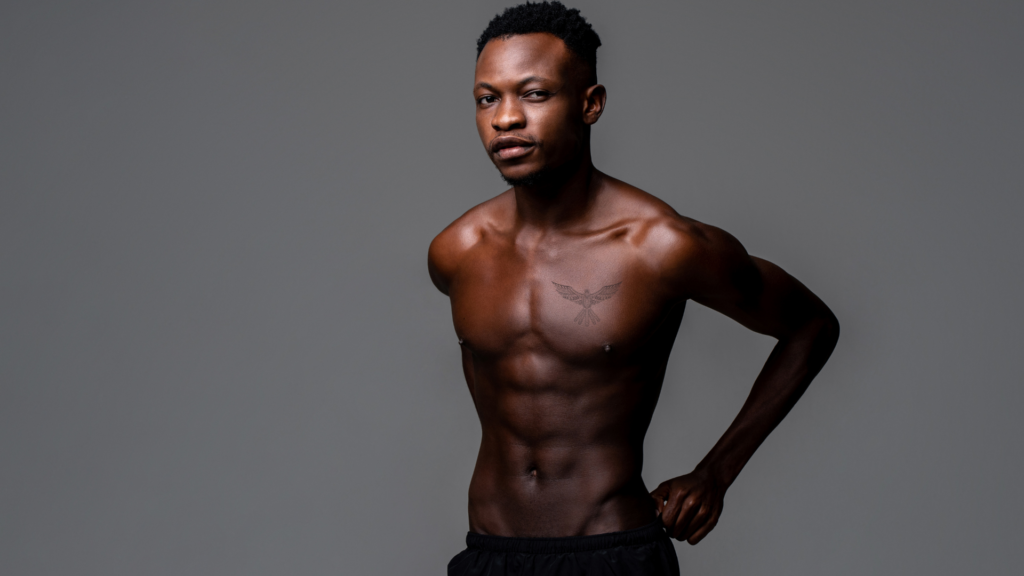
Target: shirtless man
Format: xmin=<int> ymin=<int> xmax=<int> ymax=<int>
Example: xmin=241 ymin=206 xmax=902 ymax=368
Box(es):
xmin=429 ymin=3 xmax=840 ymax=575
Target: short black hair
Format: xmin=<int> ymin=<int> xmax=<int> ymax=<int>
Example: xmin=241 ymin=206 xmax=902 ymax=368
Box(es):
xmin=476 ymin=1 xmax=602 ymax=85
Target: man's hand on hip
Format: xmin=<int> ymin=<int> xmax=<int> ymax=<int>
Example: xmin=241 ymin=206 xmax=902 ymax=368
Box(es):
xmin=651 ymin=469 xmax=726 ymax=545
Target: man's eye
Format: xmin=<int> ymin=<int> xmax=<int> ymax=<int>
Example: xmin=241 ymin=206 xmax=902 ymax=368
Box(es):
xmin=525 ymin=91 xmax=549 ymax=99
xmin=478 ymin=95 xmax=496 ymax=104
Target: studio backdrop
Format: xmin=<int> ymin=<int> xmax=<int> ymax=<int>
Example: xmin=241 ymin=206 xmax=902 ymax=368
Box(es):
xmin=2 ymin=1 xmax=1022 ymax=574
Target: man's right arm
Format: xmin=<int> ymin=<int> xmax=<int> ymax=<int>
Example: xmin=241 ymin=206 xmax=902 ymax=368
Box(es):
xmin=427 ymin=218 xmax=482 ymax=402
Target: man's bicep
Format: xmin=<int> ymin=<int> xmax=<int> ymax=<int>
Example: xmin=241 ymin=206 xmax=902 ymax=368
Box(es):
xmin=673 ymin=224 xmax=797 ymax=338
xmin=676 ymin=224 xmax=757 ymax=304
xmin=692 ymin=253 xmax=826 ymax=339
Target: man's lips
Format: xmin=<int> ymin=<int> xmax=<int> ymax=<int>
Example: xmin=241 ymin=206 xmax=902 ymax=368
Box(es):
xmin=490 ymin=137 xmax=536 ymax=160
xmin=496 ymin=145 xmax=534 ymax=160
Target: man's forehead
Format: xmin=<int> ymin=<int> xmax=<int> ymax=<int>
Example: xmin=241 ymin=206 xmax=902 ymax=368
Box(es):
xmin=475 ymin=33 xmax=572 ymax=84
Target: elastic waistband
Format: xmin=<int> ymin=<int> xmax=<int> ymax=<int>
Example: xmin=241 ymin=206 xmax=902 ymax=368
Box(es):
xmin=466 ymin=520 xmax=668 ymax=554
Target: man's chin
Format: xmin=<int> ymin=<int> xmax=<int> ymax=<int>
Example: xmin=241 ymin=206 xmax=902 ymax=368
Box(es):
xmin=498 ymin=160 xmax=577 ymax=189
xmin=495 ymin=147 xmax=585 ymax=189
xmin=499 ymin=168 xmax=548 ymax=188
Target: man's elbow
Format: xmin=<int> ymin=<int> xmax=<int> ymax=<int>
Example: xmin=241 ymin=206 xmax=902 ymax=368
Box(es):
xmin=786 ymin=305 xmax=839 ymax=351
xmin=815 ymin=308 xmax=840 ymax=356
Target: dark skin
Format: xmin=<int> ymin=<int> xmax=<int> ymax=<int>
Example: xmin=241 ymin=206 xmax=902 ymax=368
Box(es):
xmin=428 ymin=33 xmax=839 ymax=544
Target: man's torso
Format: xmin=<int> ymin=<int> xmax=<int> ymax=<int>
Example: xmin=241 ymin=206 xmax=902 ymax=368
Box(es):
xmin=431 ymin=177 xmax=702 ymax=537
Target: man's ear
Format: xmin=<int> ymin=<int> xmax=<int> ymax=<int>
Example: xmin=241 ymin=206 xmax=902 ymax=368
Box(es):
xmin=582 ymin=84 xmax=607 ymax=125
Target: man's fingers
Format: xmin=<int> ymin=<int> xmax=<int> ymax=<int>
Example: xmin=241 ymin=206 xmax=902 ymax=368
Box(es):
xmin=659 ymin=495 xmax=680 ymax=531
xmin=650 ymin=486 xmax=668 ymax=515
xmin=650 ymin=483 xmax=669 ymax=500
xmin=671 ymin=495 xmax=701 ymax=540
xmin=660 ymin=489 xmax=687 ymax=533
xmin=686 ymin=505 xmax=722 ymax=545
xmin=679 ymin=502 xmax=711 ymax=542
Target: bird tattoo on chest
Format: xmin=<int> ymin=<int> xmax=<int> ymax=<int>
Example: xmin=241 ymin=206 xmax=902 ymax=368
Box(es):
xmin=552 ymin=281 xmax=623 ymax=327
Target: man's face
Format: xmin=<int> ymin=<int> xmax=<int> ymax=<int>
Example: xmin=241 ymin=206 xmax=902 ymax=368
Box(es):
xmin=474 ymin=33 xmax=589 ymax=185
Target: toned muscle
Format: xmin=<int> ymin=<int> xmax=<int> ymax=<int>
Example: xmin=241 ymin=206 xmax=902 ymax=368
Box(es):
xmin=430 ymin=176 xmax=767 ymax=536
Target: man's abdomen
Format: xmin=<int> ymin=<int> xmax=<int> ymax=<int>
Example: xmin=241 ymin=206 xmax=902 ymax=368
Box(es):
xmin=466 ymin=376 xmax=660 ymax=537
xmin=467 ymin=437 xmax=657 ymax=537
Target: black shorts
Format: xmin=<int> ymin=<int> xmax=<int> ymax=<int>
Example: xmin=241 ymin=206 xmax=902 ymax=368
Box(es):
xmin=447 ymin=520 xmax=680 ymax=576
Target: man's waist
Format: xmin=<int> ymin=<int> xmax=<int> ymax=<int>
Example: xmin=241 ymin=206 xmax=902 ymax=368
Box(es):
xmin=465 ymin=518 xmax=668 ymax=552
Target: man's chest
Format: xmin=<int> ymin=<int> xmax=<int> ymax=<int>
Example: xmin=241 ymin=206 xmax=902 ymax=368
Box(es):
xmin=448 ymin=238 xmax=677 ymax=360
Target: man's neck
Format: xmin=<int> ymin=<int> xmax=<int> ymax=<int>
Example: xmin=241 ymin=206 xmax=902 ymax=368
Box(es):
xmin=512 ymin=151 xmax=601 ymax=230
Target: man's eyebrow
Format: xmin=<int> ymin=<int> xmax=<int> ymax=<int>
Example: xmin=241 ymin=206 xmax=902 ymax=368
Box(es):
xmin=475 ymin=76 xmax=552 ymax=91
xmin=516 ymin=76 xmax=550 ymax=86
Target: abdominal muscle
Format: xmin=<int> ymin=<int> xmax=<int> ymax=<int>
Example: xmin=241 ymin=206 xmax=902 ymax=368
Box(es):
xmin=465 ymin=368 xmax=662 ymax=537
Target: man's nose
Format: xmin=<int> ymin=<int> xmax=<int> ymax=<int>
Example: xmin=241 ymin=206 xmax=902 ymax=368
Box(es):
xmin=491 ymin=99 xmax=525 ymax=131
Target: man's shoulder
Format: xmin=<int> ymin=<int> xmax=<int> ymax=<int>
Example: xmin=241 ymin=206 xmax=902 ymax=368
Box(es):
xmin=601 ymin=178 xmax=745 ymax=280
xmin=430 ymin=189 xmax=514 ymax=255
xmin=427 ymin=190 xmax=514 ymax=295
xmin=601 ymin=178 xmax=716 ymax=257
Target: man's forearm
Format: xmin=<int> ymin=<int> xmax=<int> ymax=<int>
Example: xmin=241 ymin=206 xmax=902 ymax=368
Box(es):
xmin=695 ymin=312 xmax=840 ymax=487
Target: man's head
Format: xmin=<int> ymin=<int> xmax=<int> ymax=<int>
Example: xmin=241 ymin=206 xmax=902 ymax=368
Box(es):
xmin=476 ymin=1 xmax=601 ymax=87
xmin=474 ymin=2 xmax=606 ymax=188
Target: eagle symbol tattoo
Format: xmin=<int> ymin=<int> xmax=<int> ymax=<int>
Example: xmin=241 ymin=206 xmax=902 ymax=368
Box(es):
xmin=552 ymin=281 xmax=622 ymax=326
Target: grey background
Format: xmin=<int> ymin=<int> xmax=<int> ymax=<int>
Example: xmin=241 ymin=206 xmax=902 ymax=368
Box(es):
xmin=2 ymin=0 xmax=1021 ymax=574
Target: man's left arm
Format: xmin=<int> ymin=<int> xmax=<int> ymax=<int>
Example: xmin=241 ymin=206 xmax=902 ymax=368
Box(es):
xmin=651 ymin=222 xmax=840 ymax=544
